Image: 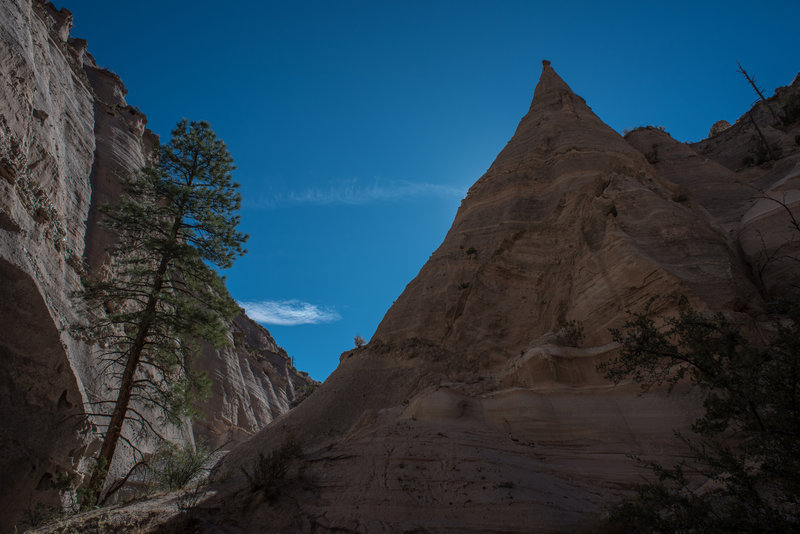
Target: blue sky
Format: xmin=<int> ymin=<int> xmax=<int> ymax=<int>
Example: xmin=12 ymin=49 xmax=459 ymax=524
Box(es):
xmin=64 ymin=1 xmax=799 ymax=381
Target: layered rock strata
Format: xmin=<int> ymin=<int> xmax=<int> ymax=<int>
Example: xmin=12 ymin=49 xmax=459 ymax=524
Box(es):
xmin=186 ymin=64 xmax=799 ymax=533
xmin=0 ymin=1 xmax=314 ymax=530
xmin=626 ymin=76 xmax=800 ymax=298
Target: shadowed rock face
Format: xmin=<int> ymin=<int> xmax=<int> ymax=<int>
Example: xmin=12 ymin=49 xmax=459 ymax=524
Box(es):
xmin=0 ymin=258 xmax=86 ymax=527
xmin=0 ymin=1 xmax=314 ymax=529
xmin=627 ymin=76 xmax=800 ymax=299
xmin=192 ymin=65 xmax=799 ymax=534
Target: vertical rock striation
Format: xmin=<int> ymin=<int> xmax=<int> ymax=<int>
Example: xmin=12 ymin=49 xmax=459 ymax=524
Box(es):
xmin=0 ymin=1 xmax=96 ymax=526
xmin=193 ymin=314 xmax=316 ymax=451
xmin=0 ymin=1 xmax=315 ymax=529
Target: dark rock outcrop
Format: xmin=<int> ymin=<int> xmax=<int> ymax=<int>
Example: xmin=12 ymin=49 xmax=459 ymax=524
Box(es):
xmin=627 ymin=76 xmax=800 ymax=298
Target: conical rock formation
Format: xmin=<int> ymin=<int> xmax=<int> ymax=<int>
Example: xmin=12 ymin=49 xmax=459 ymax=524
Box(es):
xmin=195 ymin=63 xmax=767 ymax=533
xmin=375 ymin=61 xmax=759 ymax=361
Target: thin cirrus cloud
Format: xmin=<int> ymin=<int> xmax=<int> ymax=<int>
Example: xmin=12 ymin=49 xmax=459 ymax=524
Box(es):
xmin=239 ymin=300 xmax=342 ymax=326
xmin=248 ymin=178 xmax=464 ymax=208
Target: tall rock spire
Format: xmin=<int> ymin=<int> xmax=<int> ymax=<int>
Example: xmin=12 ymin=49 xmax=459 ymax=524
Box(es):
xmin=532 ymin=59 xmax=583 ymax=110
xmin=487 ymin=60 xmax=643 ymax=178
xmin=373 ymin=62 xmax=759 ymax=359
xmin=213 ymin=64 xmax=776 ymax=534
xmin=65 ymin=63 xmax=800 ymax=533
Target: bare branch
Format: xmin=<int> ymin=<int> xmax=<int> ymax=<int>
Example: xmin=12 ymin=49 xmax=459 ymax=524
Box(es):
xmin=737 ymin=62 xmax=780 ymax=123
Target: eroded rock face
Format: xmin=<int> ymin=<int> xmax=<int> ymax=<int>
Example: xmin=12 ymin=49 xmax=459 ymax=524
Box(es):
xmin=374 ymin=64 xmax=759 ymax=358
xmin=0 ymin=1 xmax=314 ymax=529
xmin=198 ymin=65 xmax=799 ymax=533
xmin=193 ymin=314 xmax=316 ymax=451
xmin=627 ymin=74 xmax=800 ymax=299
xmin=0 ymin=2 xmax=96 ymax=527
xmin=0 ymin=258 xmax=87 ymax=528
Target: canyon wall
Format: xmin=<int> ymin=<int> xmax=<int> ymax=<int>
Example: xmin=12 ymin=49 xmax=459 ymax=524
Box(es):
xmin=0 ymin=1 xmax=314 ymax=530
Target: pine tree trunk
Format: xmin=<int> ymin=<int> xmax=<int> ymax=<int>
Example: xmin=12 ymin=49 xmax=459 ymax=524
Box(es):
xmin=87 ymin=215 xmax=183 ymax=504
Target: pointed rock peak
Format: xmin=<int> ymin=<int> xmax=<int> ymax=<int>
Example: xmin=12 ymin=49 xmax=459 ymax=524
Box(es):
xmin=531 ymin=59 xmax=578 ymax=110
xmin=484 ymin=61 xmax=642 ymax=175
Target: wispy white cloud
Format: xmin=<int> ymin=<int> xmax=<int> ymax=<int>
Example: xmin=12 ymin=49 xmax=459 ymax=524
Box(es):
xmin=248 ymin=178 xmax=464 ymax=208
xmin=239 ymin=300 xmax=341 ymax=326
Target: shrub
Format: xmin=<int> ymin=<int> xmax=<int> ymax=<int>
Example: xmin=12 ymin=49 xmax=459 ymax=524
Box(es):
xmin=354 ymin=335 xmax=366 ymax=347
xmin=598 ymin=298 xmax=800 ymax=532
xmin=555 ymin=319 xmax=584 ymax=347
xmin=21 ymin=501 xmax=60 ymax=528
xmin=151 ymin=441 xmax=212 ymax=491
xmin=241 ymin=435 xmax=303 ymax=501
xmin=299 ymin=384 xmax=316 ymax=396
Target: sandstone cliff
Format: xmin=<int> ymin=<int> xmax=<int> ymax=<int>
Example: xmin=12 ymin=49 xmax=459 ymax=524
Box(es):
xmin=0 ymin=1 xmax=314 ymax=530
xmin=626 ymin=82 xmax=800 ymax=299
xmin=163 ymin=64 xmax=797 ymax=533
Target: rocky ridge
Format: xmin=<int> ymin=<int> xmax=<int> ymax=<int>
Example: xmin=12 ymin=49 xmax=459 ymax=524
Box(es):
xmin=0 ymin=1 xmax=314 ymax=531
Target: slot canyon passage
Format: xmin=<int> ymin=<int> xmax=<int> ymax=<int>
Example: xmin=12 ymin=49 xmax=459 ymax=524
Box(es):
xmin=2 ymin=1 xmax=800 ymax=532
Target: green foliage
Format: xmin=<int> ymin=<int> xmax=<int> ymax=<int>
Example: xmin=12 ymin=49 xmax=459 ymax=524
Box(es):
xmin=465 ymin=246 xmax=477 ymax=256
xmin=51 ymin=471 xmax=75 ymax=492
xmin=290 ymin=384 xmax=317 ymax=409
xmin=151 ymin=441 xmax=212 ymax=491
xmin=75 ymin=120 xmax=246 ymax=422
xmin=598 ymin=298 xmax=800 ymax=532
xmin=556 ymin=319 xmax=584 ymax=347
xmin=77 ymin=456 xmax=109 ymax=510
xmin=241 ymin=436 xmax=303 ymax=501
xmin=72 ymin=120 xmax=248 ymax=501
xmin=298 ymin=384 xmax=317 ymax=396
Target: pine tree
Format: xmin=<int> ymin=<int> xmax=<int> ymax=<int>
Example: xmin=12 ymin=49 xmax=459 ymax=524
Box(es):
xmin=73 ymin=120 xmax=247 ymax=504
xmin=599 ymin=298 xmax=800 ymax=532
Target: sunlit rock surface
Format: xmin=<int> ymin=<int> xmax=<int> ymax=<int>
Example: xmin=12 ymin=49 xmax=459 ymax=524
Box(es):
xmin=0 ymin=1 xmax=314 ymax=530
